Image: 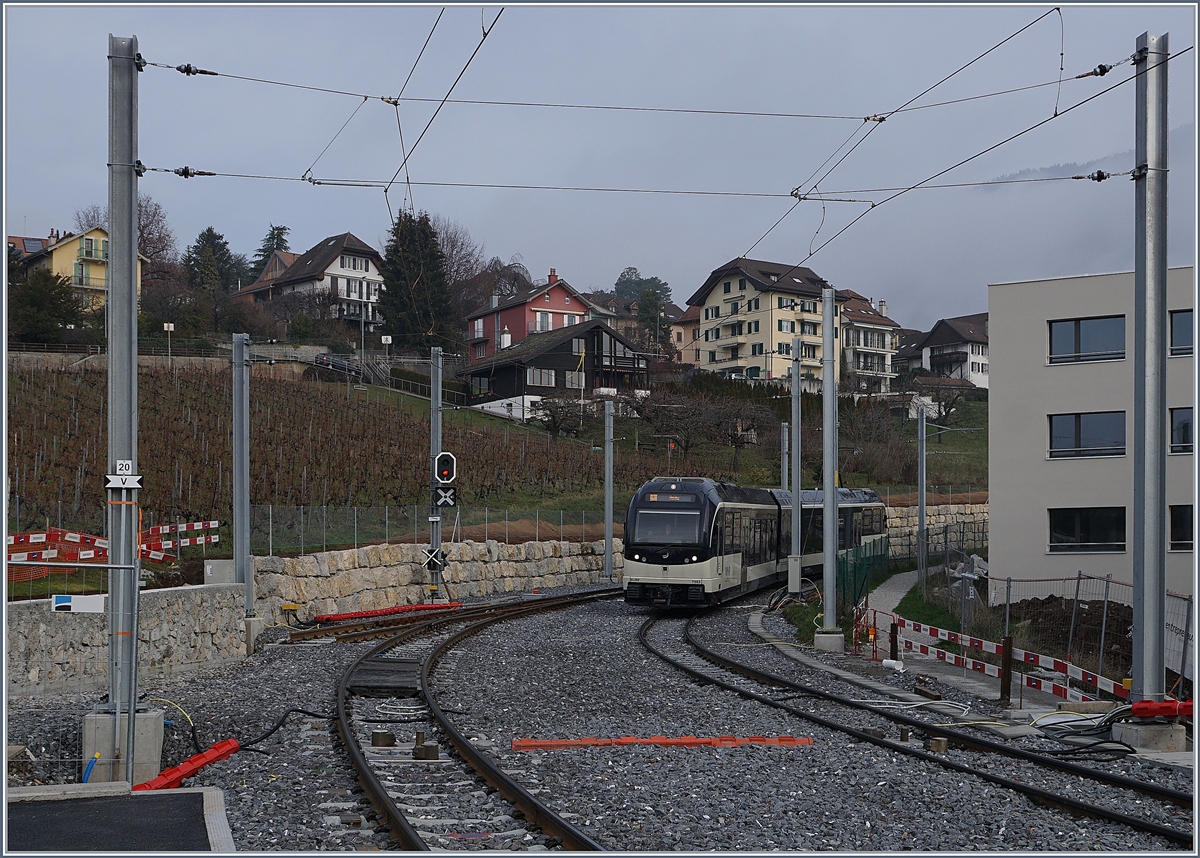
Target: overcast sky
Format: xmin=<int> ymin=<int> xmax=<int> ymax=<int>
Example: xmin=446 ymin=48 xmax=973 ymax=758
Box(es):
xmin=4 ymin=3 xmax=1196 ymax=331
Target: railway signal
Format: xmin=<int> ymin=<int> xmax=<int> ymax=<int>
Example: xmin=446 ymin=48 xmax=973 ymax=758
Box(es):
xmin=435 ymin=487 xmax=457 ymax=508
xmin=435 ymin=452 xmax=456 ymax=483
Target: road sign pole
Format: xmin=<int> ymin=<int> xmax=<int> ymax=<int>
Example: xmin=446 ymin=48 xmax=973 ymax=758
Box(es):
xmin=429 ymin=347 xmax=443 ymax=600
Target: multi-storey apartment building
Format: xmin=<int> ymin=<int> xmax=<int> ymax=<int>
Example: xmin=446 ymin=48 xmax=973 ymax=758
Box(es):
xmin=464 ymin=269 xmax=603 ymax=364
xmin=839 ymin=290 xmax=900 ymax=393
xmin=989 ymin=267 xmax=1193 ymax=597
xmin=684 ymin=258 xmax=849 ymax=389
xmin=19 ymin=226 xmax=144 ymax=311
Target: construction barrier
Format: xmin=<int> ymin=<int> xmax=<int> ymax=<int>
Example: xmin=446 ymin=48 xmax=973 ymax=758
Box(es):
xmin=894 ymin=616 xmax=1130 ymax=702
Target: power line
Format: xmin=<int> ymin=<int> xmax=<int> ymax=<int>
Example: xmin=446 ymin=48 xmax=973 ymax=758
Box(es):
xmin=392 ymin=7 xmax=445 ymax=216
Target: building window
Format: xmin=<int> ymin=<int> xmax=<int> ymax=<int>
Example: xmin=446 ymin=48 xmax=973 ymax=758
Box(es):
xmin=1049 ymin=316 xmax=1124 ymax=363
xmin=729 ymin=347 xmax=739 ymax=360
xmin=1170 ymin=309 xmax=1193 ymax=356
xmin=708 ymin=351 xmax=716 ymax=363
xmin=564 ymin=295 xmax=571 ymax=304
xmin=475 ymin=343 xmax=486 ymax=359
xmin=778 ymin=319 xmax=795 ymax=333
xmin=1171 ymin=407 xmax=1193 ymax=453
xmin=526 ymin=367 xmax=555 ymax=387
xmin=572 ymin=337 xmax=586 ymax=354
xmin=1170 ymin=505 xmax=1193 ymax=551
xmin=777 ymin=297 xmax=792 ymax=310
xmin=1049 ymin=412 xmax=1125 ymax=458
xmin=1049 ymin=507 xmax=1125 ymax=552
xmin=565 ymin=314 xmax=579 ymax=326
xmin=738 ymin=278 xmax=746 ymax=291
xmin=723 ymin=282 xmax=731 ymax=294
xmin=800 ymin=321 xmax=817 ymax=337
xmin=676 ymin=331 xmax=682 ymax=343
xmin=693 ymin=349 xmax=701 ymax=361
xmin=472 ymin=319 xmax=483 ymax=339
xmin=777 ymin=342 xmax=791 ymax=356
xmin=730 ymin=301 xmax=739 ymax=315
xmin=748 ymin=321 xmax=760 ymax=334
xmin=565 ymin=371 xmax=585 ymax=389
xmin=544 ymin=293 xmax=551 ymax=302
xmin=750 ymin=343 xmax=764 ymax=356
xmin=747 ymin=366 xmax=760 ymax=378
xmin=801 ymin=344 xmax=817 ymax=360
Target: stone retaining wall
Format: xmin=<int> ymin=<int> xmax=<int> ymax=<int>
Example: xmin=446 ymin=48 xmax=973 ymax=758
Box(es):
xmin=886 ymin=503 xmax=988 ymax=560
xmin=252 ymin=538 xmax=623 ymax=626
xmin=6 ymin=584 xmax=246 ymax=697
xmin=6 ymin=540 xmax=622 ymax=696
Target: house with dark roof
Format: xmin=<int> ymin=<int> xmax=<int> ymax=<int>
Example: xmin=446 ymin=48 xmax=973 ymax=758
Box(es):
xmin=582 ymin=291 xmax=684 ymax=356
xmin=900 ymin=313 xmax=989 ymax=389
xmin=232 ymin=233 xmax=384 ymax=335
xmin=685 ymin=257 xmax=848 ymax=389
xmin=459 ymin=319 xmax=648 ymax=421
xmin=672 ymin=304 xmax=703 ymax=364
xmin=837 ymin=289 xmax=900 ymax=394
xmin=464 ymin=268 xmax=604 ymax=364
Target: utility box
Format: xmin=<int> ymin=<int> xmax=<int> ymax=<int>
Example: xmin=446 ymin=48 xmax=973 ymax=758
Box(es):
xmin=81 ymin=709 xmax=164 ymax=784
xmin=787 ymin=555 xmax=803 ymax=594
xmin=204 ymin=560 xmax=236 ymax=584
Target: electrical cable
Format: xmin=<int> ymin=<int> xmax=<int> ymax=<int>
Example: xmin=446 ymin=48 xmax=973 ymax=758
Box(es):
xmin=391 ymin=7 xmax=445 ymax=215
xmin=243 ymin=708 xmax=332 ymax=748
xmin=302 ymin=96 xmax=369 ymax=182
xmin=148 ymin=696 xmax=203 ymax=755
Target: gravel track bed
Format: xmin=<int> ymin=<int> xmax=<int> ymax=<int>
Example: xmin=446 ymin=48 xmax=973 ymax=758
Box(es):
xmin=433 ymin=599 xmax=1190 ymax=851
xmin=689 ymin=605 xmax=1193 ymax=836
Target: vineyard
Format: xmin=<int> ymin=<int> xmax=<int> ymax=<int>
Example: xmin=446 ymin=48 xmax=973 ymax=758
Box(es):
xmin=5 ymin=363 xmax=679 ymax=529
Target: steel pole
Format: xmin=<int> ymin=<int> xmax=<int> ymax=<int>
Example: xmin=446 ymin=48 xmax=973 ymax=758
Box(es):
xmin=233 ymin=334 xmax=252 ymax=617
xmin=789 ymin=338 xmax=803 ymax=591
xmin=781 ymin=422 xmax=789 ymax=492
xmin=1131 ymin=31 xmax=1169 ymax=703
xmin=604 ymin=400 xmax=614 ymax=580
xmin=821 ymin=287 xmax=838 ymax=632
xmin=429 ymin=347 xmax=443 ymax=600
xmin=107 ymin=33 xmax=141 ymax=785
xmin=918 ymin=406 xmax=927 ymax=596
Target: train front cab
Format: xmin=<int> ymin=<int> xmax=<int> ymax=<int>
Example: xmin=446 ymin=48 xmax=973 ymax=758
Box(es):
xmin=623 ymin=483 xmax=716 ymax=607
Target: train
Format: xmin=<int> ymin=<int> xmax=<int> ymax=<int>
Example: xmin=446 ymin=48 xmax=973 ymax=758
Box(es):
xmin=622 ymin=477 xmax=886 ymax=607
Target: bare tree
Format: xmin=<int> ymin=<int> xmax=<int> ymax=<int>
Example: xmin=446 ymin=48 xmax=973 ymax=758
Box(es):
xmin=72 ymin=193 xmax=178 ymax=270
xmin=429 ymin=213 xmax=486 ymax=324
xmin=530 ymin=392 xmax=589 ymax=438
xmin=637 ymin=391 xmax=713 ymax=460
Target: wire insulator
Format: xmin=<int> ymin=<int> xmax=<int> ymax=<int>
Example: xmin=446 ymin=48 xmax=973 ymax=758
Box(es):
xmin=1093 ymin=64 xmax=1112 ymax=76
xmin=176 ymin=63 xmax=217 ymax=76
xmin=1086 ymin=170 xmax=1110 ymax=182
xmin=864 ymin=114 xmax=886 ymax=123
xmin=173 ymin=166 xmax=216 ymax=179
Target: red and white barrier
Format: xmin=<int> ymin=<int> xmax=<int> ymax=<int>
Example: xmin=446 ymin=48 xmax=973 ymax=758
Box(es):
xmin=895 ymin=616 xmax=1128 ymax=702
xmin=141 ymin=520 xmax=219 ymax=538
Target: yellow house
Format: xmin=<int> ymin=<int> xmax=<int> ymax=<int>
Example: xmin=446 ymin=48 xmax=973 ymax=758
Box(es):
xmin=25 ymin=227 xmax=144 ymax=312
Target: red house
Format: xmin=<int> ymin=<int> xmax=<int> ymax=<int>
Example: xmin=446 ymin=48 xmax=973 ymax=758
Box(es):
xmin=464 ymin=268 xmax=604 ymax=364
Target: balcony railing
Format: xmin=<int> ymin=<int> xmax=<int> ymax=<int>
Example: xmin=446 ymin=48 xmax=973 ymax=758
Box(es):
xmin=528 ymin=320 xmax=554 ymax=334
xmin=71 ymin=275 xmax=107 ymax=289
xmin=78 ymin=247 xmax=108 ymax=261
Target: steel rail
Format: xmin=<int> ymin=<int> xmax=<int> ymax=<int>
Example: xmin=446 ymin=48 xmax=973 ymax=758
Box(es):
xmin=685 ymin=618 xmax=1194 ymax=808
xmin=337 ymin=589 xmax=620 ymax=850
xmin=639 ymin=615 xmax=1192 ymax=848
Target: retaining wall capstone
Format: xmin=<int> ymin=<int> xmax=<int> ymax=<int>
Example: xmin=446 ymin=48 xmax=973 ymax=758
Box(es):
xmin=885 ymin=503 xmax=988 ymax=560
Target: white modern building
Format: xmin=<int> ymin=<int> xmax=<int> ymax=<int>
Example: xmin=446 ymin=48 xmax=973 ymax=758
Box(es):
xmin=989 ymin=267 xmax=1194 ymax=597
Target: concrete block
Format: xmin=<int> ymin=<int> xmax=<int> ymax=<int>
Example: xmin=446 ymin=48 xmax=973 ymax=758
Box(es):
xmin=813 ymin=632 xmax=845 ymax=654
xmin=1057 ymin=700 xmax=1117 ymax=714
xmin=1112 ymin=722 xmax=1187 ymax=752
xmin=81 ymin=709 xmax=164 ymax=784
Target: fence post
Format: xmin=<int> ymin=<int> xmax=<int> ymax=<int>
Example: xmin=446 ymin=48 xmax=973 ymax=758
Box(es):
xmin=413 ymin=505 xmax=417 ymax=545
xmin=505 ymin=509 xmax=509 ymax=544
xmin=1097 ymin=575 xmax=1112 ymax=692
xmin=1180 ymin=596 xmax=1193 ymax=695
xmin=385 ymin=504 xmax=388 ymax=544
xmin=1005 ymin=577 xmax=1012 ymax=637
xmin=582 ymin=510 xmax=586 ymax=543
xmin=322 ymin=505 xmax=327 ymax=552
xmin=1000 ymin=636 xmax=1013 ymax=706
xmin=1067 ymin=571 xmax=1082 ymax=665
xmin=354 ymin=506 xmax=358 ymax=549
xmin=485 ymin=507 xmax=488 ymax=542
xmin=890 ymin=622 xmax=899 ymax=661
xmin=560 ymin=510 xmax=564 ymax=555
xmin=300 ymin=505 xmax=305 ymax=555
xmin=268 ymin=504 xmax=273 ymax=557
xmin=536 ymin=509 xmax=539 ymax=541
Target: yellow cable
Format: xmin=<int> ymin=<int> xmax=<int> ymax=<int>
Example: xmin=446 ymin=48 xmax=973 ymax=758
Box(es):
xmin=148 ymin=696 xmax=194 ymax=726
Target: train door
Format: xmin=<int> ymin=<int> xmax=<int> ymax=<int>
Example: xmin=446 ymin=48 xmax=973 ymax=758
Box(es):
xmin=712 ymin=509 xmax=725 ymax=582
xmin=847 ymin=509 xmax=863 ymax=550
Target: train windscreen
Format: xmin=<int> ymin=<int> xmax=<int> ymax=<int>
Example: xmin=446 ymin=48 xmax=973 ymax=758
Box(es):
xmin=633 ymin=510 xmax=702 ymax=545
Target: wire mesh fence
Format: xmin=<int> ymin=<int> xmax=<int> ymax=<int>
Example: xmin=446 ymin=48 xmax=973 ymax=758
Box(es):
xmin=837 ymin=536 xmax=891 ymax=613
xmin=7 ymin=501 xmax=619 ymax=602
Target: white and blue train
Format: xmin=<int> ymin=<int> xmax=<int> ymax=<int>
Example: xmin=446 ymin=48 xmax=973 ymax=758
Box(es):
xmin=622 ymin=477 xmax=886 ymax=607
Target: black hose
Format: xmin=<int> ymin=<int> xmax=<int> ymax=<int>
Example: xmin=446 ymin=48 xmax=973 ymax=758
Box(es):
xmin=243 ymin=708 xmax=332 ymax=748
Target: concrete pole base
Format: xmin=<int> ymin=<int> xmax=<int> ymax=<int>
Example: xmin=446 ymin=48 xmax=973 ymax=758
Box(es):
xmin=1112 ymin=721 xmax=1187 ymax=752
xmin=244 ymin=617 xmax=265 ymax=655
xmin=813 ymin=631 xmax=845 ymax=654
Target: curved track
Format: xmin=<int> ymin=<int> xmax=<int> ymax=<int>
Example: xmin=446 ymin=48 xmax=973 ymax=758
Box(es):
xmin=641 ymin=612 xmax=1193 ymax=848
xmin=337 ymin=590 xmax=621 ymax=851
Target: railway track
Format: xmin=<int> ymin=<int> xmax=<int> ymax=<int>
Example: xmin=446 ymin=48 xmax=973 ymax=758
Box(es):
xmin=336 ymin=588 xmax=622 ymax=850
xmin=641 ymin=611 xmax=1193 ymax=848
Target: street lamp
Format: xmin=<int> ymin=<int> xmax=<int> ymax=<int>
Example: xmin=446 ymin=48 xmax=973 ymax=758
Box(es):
xmin=163 ymin=322 xmax=174 ymax=363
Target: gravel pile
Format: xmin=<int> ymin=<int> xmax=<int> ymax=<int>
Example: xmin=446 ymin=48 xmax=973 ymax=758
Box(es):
xmin=5 ymin=585 xmax=1191 ymax=852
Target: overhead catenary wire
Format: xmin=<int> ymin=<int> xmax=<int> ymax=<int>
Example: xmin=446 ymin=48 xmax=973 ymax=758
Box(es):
xmin=389 ymin=7 xmax=445 ymax=218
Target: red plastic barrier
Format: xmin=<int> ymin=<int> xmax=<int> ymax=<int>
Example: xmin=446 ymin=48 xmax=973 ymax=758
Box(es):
xmin=313 ymin=602 xmax=462 ymax=623
xmin=133 ymin=738 xmax=240 ymax=790
xmin=1130 ymin=699 xmax=1193 ymax=718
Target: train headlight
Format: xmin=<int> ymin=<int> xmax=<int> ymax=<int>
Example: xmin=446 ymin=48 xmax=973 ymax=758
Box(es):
xmin=692 ymin=555 xmax=698 ymax=562
xmin=633 ymin=553 xmax=640 ymax=561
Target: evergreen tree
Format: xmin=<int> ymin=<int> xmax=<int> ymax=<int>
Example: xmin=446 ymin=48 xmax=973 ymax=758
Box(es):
xmin=615 ymin=266 xmax=671 ymax=303
xmin=378 ymin=211 xmax=457 ymax=351
xmin=248 ymin=224 xmax=291 ymax=282
xmin=183 ymin=227 xmax=252 ymax=292
xmin=8 ymin=267 xmax=81 ymax=343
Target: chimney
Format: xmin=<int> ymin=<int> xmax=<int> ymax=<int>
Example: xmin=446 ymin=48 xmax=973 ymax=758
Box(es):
xmin=500 ymin=326 xmax=511 ymax=349
xmin=547 ymin=268 xmax=558 ymax=285
xmin=490 ymin=294 xmax=499 ymax=309
xmin=878 ymin=299 xmax=887 ymax=319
